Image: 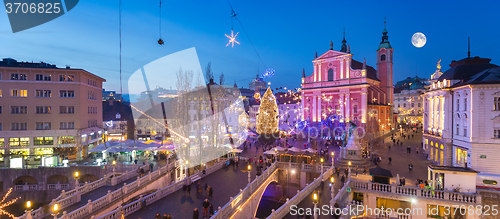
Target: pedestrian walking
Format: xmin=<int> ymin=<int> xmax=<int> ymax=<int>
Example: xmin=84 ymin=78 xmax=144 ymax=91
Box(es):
xmin=388 ymin=157 xmax=392 ymax=165
xmin=187 ymin=183 xmax=191 ymax=195
xmin=155 ymin=213 xmax=161 ymax=219
xmin=209 ymin=204 xmax=214 ymax=217
xmin=202 ymin=199 xmax=210 ymax=217
xmin=409 ymin=163 xmax=413 ymax=172
xmin=197 ymin=183 xmax=202 ymax=198
xmin=193 ymin=208 xmax=199 ymax=219
xmin=416 ymin=148 xmax=419 ymax=154
xmin=209 ymin=186 xmax=213 ymax=198
xmin=336 ymin=167 xmax=340 ymax=177
xmin=206 ymin=186 xmax=210 ymax=198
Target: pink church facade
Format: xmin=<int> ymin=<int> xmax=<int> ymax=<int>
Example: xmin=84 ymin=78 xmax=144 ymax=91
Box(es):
xmin=301 ymin=28 xmax=394 ymax=134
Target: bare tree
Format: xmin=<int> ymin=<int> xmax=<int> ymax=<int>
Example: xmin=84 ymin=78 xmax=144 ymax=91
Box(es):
xmin=173 ymin=67 xmax=194 ymax=160
xmin=196 ymin=71 xmax=203 ymax=87
xmin=205 ymin=62 xmax=214 ymax=83
xmin=219 ymin=72 xmax=225 ymax=85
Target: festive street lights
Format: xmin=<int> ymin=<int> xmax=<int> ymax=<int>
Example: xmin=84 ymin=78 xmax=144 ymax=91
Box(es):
xmin=313 ymin=192 xmax=319 ymax=219
xmin=52 ymin=203 xmax=59 ymax=219
xmin=247 ymin=164 xmax=251 ymax=184
xmin=348 ymin=161 xmax=351 ymax=175
xmin=26 ymin=201 xmax=33 ymax=219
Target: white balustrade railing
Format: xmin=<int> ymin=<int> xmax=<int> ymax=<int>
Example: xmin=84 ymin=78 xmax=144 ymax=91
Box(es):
xmin=95 ymin=159 xmax=228 ymax=219
xmin=211 ymin=162 xmax=279 ymax=219
xmin=267 ymin=166 xmax=334 ymax=219
xmin=14 ymin=184 xmax=38 ymax=191
xmin=18 ymin=164 xmax=150 ymax=219
xmin=350 ymin=180 xmax=481 ymax=204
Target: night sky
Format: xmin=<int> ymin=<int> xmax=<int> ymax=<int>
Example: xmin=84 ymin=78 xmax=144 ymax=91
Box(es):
xmin=0 ymin=0 xmax=499 ymax=93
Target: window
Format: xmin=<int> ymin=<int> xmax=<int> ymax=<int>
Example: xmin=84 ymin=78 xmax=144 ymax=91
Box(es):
xmin=456 ymin=148 xmax=467 ymax=167
xmin=60 ymin=122 xmax=75 ymax=130
xmin=494 ymin=130 xmax=500 ymax=138
xmin=59 ymin=90 xmax=75 ymax=98
xmin=380 ymin=54 xmax=386 ymax=61
xmin=36 ymin=74 xmax=43 ymax=81
xmin=0 ymin=89 xmax=2 ymax=97
xmin=398 ymin=104 xmax=400 ymax=108
xmin=34 ymin=137 xmax=53 ymax=145
xmin=59 ymin=74 xmax=75 ymax=81
xmin=483 ymin=180 xmax=498 ymax=185
xmin=0 ymin=123 xmax=2 ymax=131
xmin=464 ymin=125 xmax=467 ymax=137
xmin=9 ymin=137 xmax=29 ymax=146
xmin=36 ymin=106 xmax=51 ymax=114
xmin=11 ymin=106 xmax=27 ymax=114
xmin=11 ymin=89 xmax=27 ymax=97
xmin=58 ymin=136 xmax=76 ymax=144
xmin=11 ymin=123 xmax=27 ymax=130
xmin=11 ymin=73 xmax=27 ymax=80
xmin=457 ymin=99 xmax=460 ymax=111
xmin=35 ymin=90 xmax=51 ymax=97
xmin=418 ymin=103 xmax=421 ymax=107
xmin=353 ymin=105 xmax=358 ymax=114
xmin=464 ymin=98 xmax=467 ymax=111
xmin=411 ymin=103 xmax=414 ymax=107
xmin=0 ymin=106 xmax=1 ymax=114
xmin=456 ymin=124 xmax=460 ymax=135
xmin=495 ymin=97 xmax=500 ymax=111
xmin=35 ymin=74 xmax=51 ymax=81
xmin=335 ymin=105 xmax=340 ymax=114
xmin=60 ymin=106 xmax=75 ymax=114
xmin=328 ymin=68 xmax=334 ymax=81
xmin=403 ymin=103 xmax=406 ymax=108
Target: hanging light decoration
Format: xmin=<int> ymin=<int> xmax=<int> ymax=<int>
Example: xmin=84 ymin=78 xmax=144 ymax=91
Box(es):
xmin=157 ymin=0 xmax=164 ymax=45
xmin=261 ymin=68 xmax=275 ymax=78
xmin=225 ymin=29 xmax=240 ymax=47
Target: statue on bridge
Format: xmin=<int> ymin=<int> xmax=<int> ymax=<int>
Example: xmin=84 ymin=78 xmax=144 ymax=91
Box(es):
xmin=341 ymin=122 xmax=362 ymax=161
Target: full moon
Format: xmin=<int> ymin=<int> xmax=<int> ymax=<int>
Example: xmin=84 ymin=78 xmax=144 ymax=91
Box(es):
xmin=412 ymin=32 xmax=426 ymax=48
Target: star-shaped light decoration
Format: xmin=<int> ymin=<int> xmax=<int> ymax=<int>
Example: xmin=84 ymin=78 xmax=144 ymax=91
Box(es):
xmin=0 ymin=188 xmax=20 ymax=218
xmin=225 ymin=29 xmax=240 ymax=47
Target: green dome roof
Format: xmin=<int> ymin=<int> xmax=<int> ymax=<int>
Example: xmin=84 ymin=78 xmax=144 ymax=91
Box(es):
xmin=378 ymin=42 xmax=392 ymax=50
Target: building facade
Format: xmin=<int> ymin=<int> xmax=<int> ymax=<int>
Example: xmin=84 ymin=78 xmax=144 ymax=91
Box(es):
xmin=393 ymin=76 xmax=426 ymax=126
xmin=0 ymin=58 xmax=105 ymax=166
xmin=249 ymin=75 xmax=267 ymax=94
xmin=300 ymin=27 xmax=393 ymax=134
xmin=423 ymin=56 xmax=499 ymax=170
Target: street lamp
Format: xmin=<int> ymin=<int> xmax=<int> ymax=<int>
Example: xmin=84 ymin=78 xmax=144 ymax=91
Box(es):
xmin=247 ymin=164 xmax=251 ymax=184
xmin=320 ymin=157 xmax=324 ymax=173
xmin=348 ymin=161 xmax=351 ymax=175
xmin=313 ymin=192 xmax=319 ymax=219
xmin=52 ymin=203 xmax=59 ymax=219
xmin=112 ymin=160 xmax=117 ymax=176
xmin=331 ymin=151 xmax=335 ymax=169
xmin=74 ymin=171 xmax=79 ymax=189
xmin=26 ymin=201 xmax=33 ymax=219
xmin=274 ymin=148 xmax=278 ymax=162
xmin=185 ymin=160 xmax=189 ymax=178
xmin=330 ymin=176 xmax=335 ymax=199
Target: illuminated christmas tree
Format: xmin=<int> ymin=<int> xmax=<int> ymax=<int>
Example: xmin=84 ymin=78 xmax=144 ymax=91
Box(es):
xmin=256 ymin=87 xmax=279 ymax=142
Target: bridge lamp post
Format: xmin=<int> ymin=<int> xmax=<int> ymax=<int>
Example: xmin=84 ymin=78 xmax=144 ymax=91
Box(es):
xmin=330 ymin=176 xmax=335 ymax=200
xmin=320 ymin=157 xmax=324 ymax=173
xmin=247 ymin=164 xmax=251 ymax=184
xmin=348 ymin=161 xmax=351 ymax=175
xmin=312 ymin=192 xmax=319 ymax=219
xmin=51 ymin=203 xmax=59 ymax=219
xmin=185 ymin=160 xmax=189 ymax=178
xmin=26 ymin=201 xmax=33 ymax=219
xmin=74 ymin=171 xmax=79 ymax=189
xmin=331 ymin=152 xmax=335 ymax=167
xmin=274 ymin=148 xmax=278 ymax=162
xmin=112 ymin=160 xmax=116 ymax=175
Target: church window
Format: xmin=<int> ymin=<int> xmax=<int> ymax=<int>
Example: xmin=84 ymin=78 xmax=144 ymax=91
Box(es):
xmin=380 ymin=54 xmax=386 ymax=61
xmin=353 ymin=105 xmax=358 ymax=114
xmin=403 ymin=103 xmax=406 ymax=108
xmin=328 ymin=68 xmax=333 ymax=81
xmin=464 ymin=98 xmax=467 ymax=111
